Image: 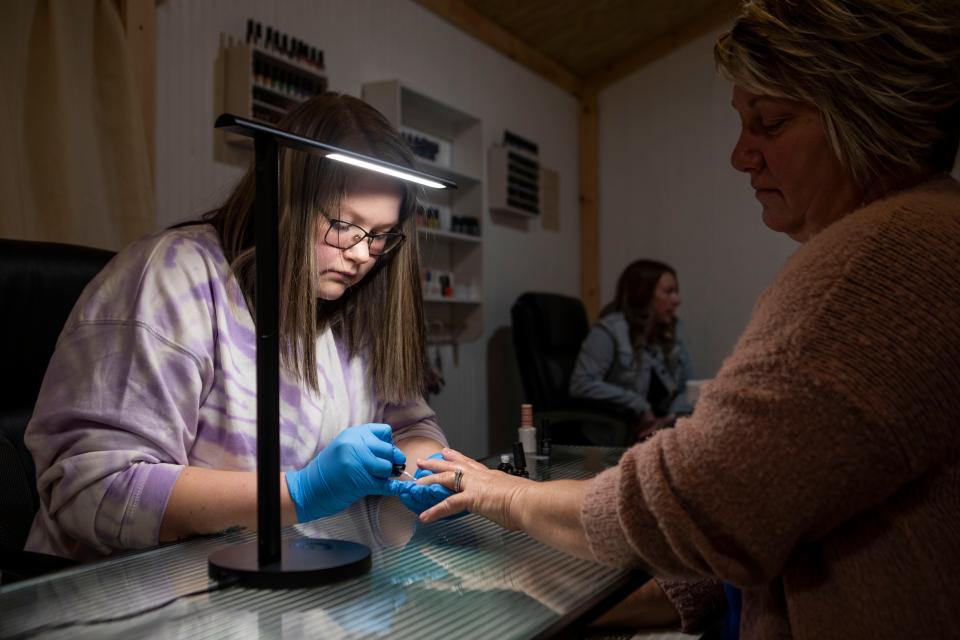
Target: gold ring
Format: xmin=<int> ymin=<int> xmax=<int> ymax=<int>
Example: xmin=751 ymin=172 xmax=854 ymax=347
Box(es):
xmin=453 ymin=468 xmax=464 ymax=492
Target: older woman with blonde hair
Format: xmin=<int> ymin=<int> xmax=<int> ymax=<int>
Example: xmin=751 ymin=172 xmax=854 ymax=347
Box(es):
xmin=411 ymin=1 xmax=960 ymax=637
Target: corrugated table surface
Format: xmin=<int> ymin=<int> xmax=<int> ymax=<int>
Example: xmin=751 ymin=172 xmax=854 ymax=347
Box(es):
xmin=0 ymin=446 xmax=646 ymax=639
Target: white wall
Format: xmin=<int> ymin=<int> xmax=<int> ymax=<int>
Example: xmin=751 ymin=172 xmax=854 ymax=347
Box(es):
xmin=598 ymin=27 xmax=798 ymax=378
xmin=155 ymin=0 xmax=581 ymax=457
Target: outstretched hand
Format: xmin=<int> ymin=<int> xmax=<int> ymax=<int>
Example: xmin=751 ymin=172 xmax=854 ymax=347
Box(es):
xmin=413 ymin=448 xmax=533 ymax=529
xmin=396 ymin=452 xmax=465 ymax=519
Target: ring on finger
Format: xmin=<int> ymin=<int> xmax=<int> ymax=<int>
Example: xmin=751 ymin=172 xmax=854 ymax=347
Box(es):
xmin=453 ymin=467 xmax=464 ymax=493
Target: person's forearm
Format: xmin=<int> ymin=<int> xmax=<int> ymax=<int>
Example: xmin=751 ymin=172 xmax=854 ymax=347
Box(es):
xmin=159 ymin=467 xmax=298 ymax=542
xmin=395 ymin=436 xmax=443 ymax=474
xmin=511 ymin=479 xmax=594 ymax=561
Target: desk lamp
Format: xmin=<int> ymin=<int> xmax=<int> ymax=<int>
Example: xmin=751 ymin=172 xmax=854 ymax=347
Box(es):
xmin=208 ymin=113 xmax=455 ymax=588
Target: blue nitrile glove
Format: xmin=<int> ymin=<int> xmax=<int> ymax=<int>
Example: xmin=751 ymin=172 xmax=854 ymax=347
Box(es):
xmin=285 ymin=423 xmax=406 ymax=523
xmin=397 ymin=452 xmax=466 ymax=520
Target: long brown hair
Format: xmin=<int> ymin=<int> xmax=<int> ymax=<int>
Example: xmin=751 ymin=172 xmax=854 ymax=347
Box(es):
xmin=204 ymin=93 xmax=426 ymax=402
xmin=600 ymin=259 xmax=678 ymax=371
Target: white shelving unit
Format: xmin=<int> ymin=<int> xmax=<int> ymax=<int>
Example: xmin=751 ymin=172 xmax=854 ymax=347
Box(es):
xmin=363 ymin=80 xmax=484 ymax=343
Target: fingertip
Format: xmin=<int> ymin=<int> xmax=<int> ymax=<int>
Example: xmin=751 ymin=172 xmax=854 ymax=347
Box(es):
xmin=369 ymin=456 xmax=395 ymax=479
xmin=369 ymin=423 xmax=395 ymax=441
xmin=383 ymin=479 xmax=403 ymax=496
xmin=442 ymin=447 xmax=463 ymax=460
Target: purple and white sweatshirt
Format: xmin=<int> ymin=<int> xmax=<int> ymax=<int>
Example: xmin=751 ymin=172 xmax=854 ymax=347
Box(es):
xmin=24 ymin=224 xmax=446 ymax=561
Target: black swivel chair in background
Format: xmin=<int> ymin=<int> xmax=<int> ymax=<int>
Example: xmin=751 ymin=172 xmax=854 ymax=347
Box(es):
xmin=510 ymin=292 xmax=634 ymax=446
xmin=0 ymin=238 xmax=115 ymax=583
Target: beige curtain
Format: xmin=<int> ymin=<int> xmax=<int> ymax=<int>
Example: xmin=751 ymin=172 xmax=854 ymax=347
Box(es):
xmin=0 ymin=0 xmax=153 ymax=251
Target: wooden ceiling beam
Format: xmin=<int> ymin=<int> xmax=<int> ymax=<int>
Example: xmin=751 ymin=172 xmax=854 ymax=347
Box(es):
xmin=583 ymin=0 xmax=739 ymax=93
xmin=578 ymin=90 xmax=600 ymax=321
xmin=414 ymin=0 xmax=583 ymax=96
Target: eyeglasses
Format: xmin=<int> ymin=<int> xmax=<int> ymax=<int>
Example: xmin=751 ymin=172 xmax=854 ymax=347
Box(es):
xmin=323 ymin=218 xmax=405 ymax=257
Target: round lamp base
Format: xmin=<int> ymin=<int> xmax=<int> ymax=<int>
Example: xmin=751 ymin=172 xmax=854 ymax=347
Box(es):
xmin=208 ymin=538 xmax=371 ymax=589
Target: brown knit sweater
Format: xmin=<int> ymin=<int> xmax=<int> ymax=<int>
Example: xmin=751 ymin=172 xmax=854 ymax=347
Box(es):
xmin=582 ymin=176 xmax=960 ymax=639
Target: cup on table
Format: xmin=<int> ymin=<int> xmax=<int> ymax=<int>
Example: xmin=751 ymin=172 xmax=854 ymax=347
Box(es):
xmin=685 ymin=378 xmax=711 ymax=406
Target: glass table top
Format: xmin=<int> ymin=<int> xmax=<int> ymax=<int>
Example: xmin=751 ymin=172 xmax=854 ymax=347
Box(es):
xmin=0 ymin=446 xmax=645 ymax=639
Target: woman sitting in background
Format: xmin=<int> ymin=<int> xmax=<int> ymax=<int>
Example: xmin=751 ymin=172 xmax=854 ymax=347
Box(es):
xmin=569 ymin=259 xmax=692 ymax=437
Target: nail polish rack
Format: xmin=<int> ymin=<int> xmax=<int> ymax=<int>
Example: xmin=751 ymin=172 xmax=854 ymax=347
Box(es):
xmin=220 ymin=20 xmax=328 ymax=136
xmin=362 ymin=80 xmax=485 ymax=344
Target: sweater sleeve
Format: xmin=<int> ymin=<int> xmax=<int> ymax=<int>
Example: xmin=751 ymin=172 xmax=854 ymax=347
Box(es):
xmin=26 ymin=321 xmax=203 ymax=554
xmin=569 ymin=323 xmax=648 ymax=416
xmin=24 ymin=230 xmax=222 ymax=556
xmin=655 ymin=577 xmax=727 ymax=633
xmin=580 ymin=202 xmax=960 ymax=586
xmin=381 ymin=397 xmax=447 ymax=447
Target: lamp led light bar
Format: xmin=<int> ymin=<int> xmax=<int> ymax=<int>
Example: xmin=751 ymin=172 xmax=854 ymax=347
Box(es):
xmin=326 ymin=153 xmax=446 ymax=189
xmin=215 ymin=113 xmax=457 ymax=190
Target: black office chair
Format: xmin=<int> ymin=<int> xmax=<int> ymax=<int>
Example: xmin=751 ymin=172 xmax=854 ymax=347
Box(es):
xmin=0 ymin=238 xmax=115 ymax=583
xmin=510 ymin=292 xmax=634 ymax=446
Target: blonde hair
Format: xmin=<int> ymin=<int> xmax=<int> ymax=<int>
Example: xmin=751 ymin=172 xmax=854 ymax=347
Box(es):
xmin=715 ymin=0 xmax=960 ymax=187
xmin=205 ymin=94 xmax=427 ymax=402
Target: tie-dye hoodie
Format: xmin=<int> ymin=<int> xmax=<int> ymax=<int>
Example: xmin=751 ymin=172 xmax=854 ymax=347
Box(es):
xmin=24 ymin=224 xmax=445 ymax=561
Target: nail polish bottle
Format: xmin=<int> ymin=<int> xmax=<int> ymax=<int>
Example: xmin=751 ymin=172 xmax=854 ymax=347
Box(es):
xmin=538 ymin=417 xmax=552 ymax=457
xmin=518 ymin=403 xmax=536 ymax=454
xmin=496 ymin=454 xmax=514 ymax=474
xmin=511 ymin=442 xmax=529 ymax=478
